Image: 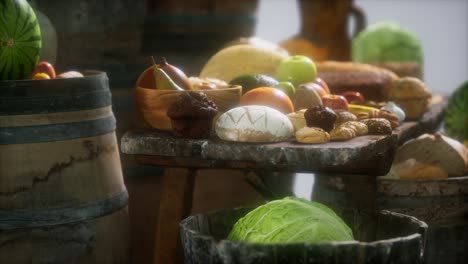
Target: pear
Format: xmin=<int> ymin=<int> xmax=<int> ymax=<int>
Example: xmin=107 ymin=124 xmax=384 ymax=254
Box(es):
xmin=153 ymin=66 xmax=184 ymax=91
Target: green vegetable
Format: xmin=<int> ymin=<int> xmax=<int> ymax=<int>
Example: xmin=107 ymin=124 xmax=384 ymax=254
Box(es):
xmin=352 ymin=22 xmax=423 ymax=65
xmin=444 ymin=81 xmax=468 ymax=142
xmin=228 ymin=197 xmax=354 ymax=244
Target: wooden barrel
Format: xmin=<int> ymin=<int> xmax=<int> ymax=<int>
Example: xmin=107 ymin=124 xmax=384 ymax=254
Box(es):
xmin=180 ymin=207 xmax=427 ymax=264
xmin=142 ymin=0 xmax=259 ymax=55
xmin=313 ymin=175 xmax=468 ymax=264
xmin=0 ymin=71 xmax=130 ymax=264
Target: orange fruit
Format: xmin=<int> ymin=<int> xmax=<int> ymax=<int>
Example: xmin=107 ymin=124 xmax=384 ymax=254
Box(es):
xmin=240 ymin=87 xmax=294 ymax=114
xmin=32 ymin=72 xmax=51 ymax=80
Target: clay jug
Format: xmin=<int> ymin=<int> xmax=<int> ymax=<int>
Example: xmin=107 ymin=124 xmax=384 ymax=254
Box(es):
xmin=291 ymin=0 xmax=366 ymax=61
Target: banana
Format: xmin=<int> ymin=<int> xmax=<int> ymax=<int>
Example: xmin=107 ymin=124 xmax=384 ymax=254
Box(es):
xmin=348 ymin=104 xmax=379 ymax=116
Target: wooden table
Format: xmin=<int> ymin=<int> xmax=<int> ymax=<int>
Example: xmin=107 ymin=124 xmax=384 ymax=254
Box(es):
xmin=120 ymin=96 xmax=446 ymax=264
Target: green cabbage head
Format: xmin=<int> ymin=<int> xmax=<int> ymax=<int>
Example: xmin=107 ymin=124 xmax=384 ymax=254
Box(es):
xmin=227 ymin=197 xmax=354 ymax=244
xmin=352 ymin=21 xmax=423 ymax=65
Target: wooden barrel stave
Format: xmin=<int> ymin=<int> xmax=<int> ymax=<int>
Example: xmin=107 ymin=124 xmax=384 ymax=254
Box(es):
xmin=313 ymin=174 xmax=468 ymax=264
xmin=0 ymin=71 xmax=129 ymax=263
xmin=0 ymin=207 xmax=129 ymax=264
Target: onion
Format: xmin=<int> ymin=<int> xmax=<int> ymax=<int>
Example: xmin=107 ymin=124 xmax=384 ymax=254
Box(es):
xmin=158 ymin=57 xmax=192 ymax=90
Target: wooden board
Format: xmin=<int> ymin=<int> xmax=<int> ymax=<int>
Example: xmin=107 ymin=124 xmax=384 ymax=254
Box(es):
xmin=122 ymin=132 xmax=397 ymax=175
xmin=121 ymin=98 xmax=446 ymax=176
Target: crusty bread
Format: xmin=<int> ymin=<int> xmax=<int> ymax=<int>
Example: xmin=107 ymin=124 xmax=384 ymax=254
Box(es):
xmin=389 ymin=159 xmax=449 ymax=180
xmin=316 ymin=61 xmax=399 ymax=101
xmin=394 ymin=133 xmax=468 ymax=176
xmin=215 ymin=105 xmax=294 ymax=143
xmin=387 ymin=77 xmax=432 ymax=119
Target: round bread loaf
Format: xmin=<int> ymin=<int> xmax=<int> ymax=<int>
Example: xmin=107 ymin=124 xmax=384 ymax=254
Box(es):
xmin=215 ymin=105 xmax=294 ymax=143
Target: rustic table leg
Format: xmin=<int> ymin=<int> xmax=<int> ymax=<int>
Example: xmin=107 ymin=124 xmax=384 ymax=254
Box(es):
xmin=343 ymin=174 xmax=377 ymax=242
xmin=153 ymin=168 xmax=196 ymax=264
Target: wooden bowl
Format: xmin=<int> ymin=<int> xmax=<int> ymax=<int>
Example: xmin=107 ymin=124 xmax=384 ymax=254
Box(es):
xmin=135 ymin=85 xmax=242 ymax=131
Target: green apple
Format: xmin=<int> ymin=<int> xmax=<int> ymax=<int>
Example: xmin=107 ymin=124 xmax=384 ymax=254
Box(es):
xmin=276 ymin=81 xmax=295 ymax=99
xmin=275 ymin=55 xmax=317 ymax=87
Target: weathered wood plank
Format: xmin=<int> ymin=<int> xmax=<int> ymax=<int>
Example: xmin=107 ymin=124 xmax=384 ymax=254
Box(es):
xmin=124 ymin=132 xmax=397 ymax=175
xmin=154 ymin=168 xmax=196 ymax=264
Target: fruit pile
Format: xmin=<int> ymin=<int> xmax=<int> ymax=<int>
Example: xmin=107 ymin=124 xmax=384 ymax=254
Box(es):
xmin=0 ymin=0 xmax=84 ymax=81
xmin=134 ymin=40 xmax=429 ymax=143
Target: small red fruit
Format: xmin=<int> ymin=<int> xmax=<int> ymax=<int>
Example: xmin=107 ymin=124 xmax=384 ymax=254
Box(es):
xmin=314 ymin=77 xmax=330 ymax=94
xmin=299 ymin=82 xmax=329 ymax=98
xmin=321 ymin=94 xmax=349 ymax=111
xmin=341 ymin=91 xmax=365 ymax=104
xmin=31 ymin=61 xmax=56 ymax=79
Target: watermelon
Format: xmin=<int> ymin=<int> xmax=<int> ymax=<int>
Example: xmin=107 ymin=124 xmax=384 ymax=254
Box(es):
xmin=444 ymin=81 xmax=468 ymax=142
xmin=0 ymin=0 xmax=42 ymax=80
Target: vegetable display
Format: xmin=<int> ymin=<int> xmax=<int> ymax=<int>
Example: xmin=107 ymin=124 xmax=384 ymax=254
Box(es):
xmin=352 ymin=22 xmax=423 ymax=65
xmin=228 ymin=197 xmax=354 ymax=244
xmin=444 ymin=81 xmax=468 ymax=142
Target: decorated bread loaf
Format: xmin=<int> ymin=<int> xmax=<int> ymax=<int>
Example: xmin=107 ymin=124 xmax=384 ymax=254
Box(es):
xmin=393 ymin=133 xmax=468 ymax=176
xmin=215 ymin=105 xmax=294 ymax=143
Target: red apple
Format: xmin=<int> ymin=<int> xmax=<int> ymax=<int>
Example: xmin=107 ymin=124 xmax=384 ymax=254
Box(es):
xmin=321 ymin=94 xmax=349 ymax=111
xmin=31 ymin=61 xmax=56 ymax=79
xmin=299 ymin=82 xmax=329 ymax=98
xmin=341 ymin=91 xmax=365 ymax=104
xmin=136 ymin=66 xmax=156 ymax=89
xmin=314 ymin=77 xmax=330 ymax=94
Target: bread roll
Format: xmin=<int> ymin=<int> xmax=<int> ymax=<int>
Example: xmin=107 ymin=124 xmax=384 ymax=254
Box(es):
xmin=316 ymin=61 xmax=399 ymax=101
xmin=394 ymin=133 xmax=468 ymax=176
xmin=295 ymin=127 xmax=330 ymax=144
xmin=215 ymin=105 xmax=294 ymax=143
xmin=387 ymin=77 xmax=432 ymax=119
xmin=287 ymin=109 xmax=307 ymax=132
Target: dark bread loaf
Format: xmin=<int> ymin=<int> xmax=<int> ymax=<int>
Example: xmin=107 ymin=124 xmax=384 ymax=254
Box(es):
xmin=316 ymin=61 xmax=399 ymax=101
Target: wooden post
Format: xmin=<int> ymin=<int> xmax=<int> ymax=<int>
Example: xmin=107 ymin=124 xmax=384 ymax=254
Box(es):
xmin=153 ymin=168 xmax=196 ymax=264
xmin=343 ymin=174 xmax=377 ymax=241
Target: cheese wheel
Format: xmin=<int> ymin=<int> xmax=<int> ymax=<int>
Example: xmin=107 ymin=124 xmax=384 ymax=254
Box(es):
xmin=215 ymin=105 xmax=294 ymax=143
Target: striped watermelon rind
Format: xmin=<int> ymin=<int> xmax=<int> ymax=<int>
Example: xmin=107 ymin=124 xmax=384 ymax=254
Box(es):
xmin=0 ymin=0 xmax=42 ymax=80
xmin=444 ymin=81 xmax=468 ymax=142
